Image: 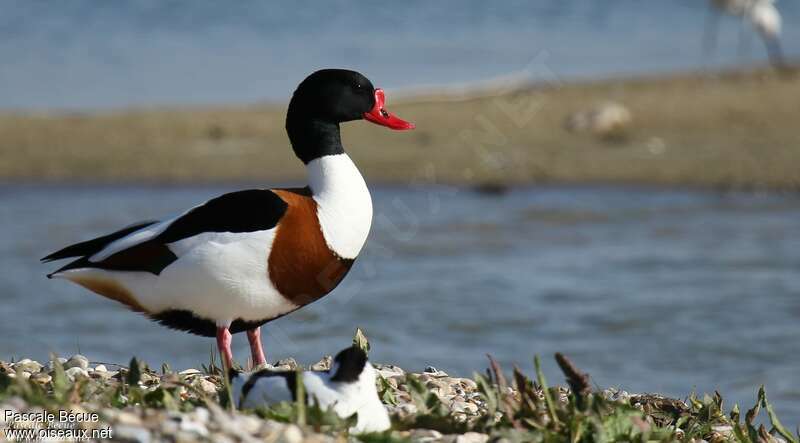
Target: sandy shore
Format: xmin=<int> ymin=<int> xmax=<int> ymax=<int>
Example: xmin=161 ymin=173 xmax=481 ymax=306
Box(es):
xmin=1 ymin=65 xmax=799 ymax=189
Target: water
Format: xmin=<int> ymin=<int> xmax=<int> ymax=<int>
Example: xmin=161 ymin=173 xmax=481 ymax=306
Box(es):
xmin=2 ymin=0 xmax=799 ymax=110
xmin=1 ymin=184 xmax=798 ymax=424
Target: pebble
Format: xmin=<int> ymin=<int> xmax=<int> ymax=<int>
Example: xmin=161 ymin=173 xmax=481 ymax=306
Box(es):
xmin=451 ymin=401 xmax=479 ymax=414
xmin=140 ymin=373 xmax=156 ymax=383
xmin=272 ymin=358 xmax=298 ymax=371
xmin=14 ymin=358 xmax=43 ymax=373
xmin=44 ymin=358 xmax=67 ymax=372
xmin=2 ymin=398 xmax=23 ymax=416
xmin=258 ymin=420 xmax=286 ymax=437
xmin=0 ymin=361 xmax=14 ymax=374
xmin=31 ymin=373 xmax=52 ymax=384
xmin=646 ymin=137 xmax=667 ymax=155
xmin=310 ymin=355 xmax=332 ymax=371
xmin=209 ymin=433 xmax=236 ymax=443
xmin=395 ymin=403 xmax=418 ymax=415
xmin=64 ymin=354 xmax=90 ymax=370
xmin=236 ymin=414 xmax=263 ymax=434
xmin=423 ymin=366 xmax=450 ymax=377
xmin=375 ymin=364 xmax=405 ymax=378
xmin=179 ymin=416 xmax=209 ymax=437
xmin=160 ymin=418 xmax=179 ymax=435
xmin=173 ymin=430 xmax=202 ymax=443
xmin=710 ymin=424 xmax=733 ymax=439
xmin=115 ymin=424 xmax=152 ymax=443
xmin=197 ymin=379 xmax=218 ymax=395
xmin=456 ymin=378 xmax=478 ymax=390
xmin=565 ymin=101 xmax=633 ymax=139
xmin=455 ymin=433 xmax=490 ymax=443
xmin=92 ymin=370 xmax=113 ymax=379
xmin=278 ymin=424 xmax=304 ymax=443
xmin=193 ymin=407 xmax=210 ymax=423
xmin=115 ymin=411 xmax=144 ymax=426
xmin=65 ymin=367 xmax=89 ymax=381
xmin=411 ymin=429 xmax=443 ymax=442
xmin=603 ymin=388 xmax=632 ymax=403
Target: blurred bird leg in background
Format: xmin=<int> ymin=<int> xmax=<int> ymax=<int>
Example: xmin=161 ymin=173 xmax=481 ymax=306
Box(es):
xmin=737 ymin=14 xmax=753 ymax=57
xmin=703 ymin=0 xmax=722 ymax=60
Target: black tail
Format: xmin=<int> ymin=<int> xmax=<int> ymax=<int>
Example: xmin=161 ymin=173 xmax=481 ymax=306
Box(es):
xmin=41 ymin=221 xmax=157 ymax=263
xmin=46 ymin=256 xmax=91 ymax=278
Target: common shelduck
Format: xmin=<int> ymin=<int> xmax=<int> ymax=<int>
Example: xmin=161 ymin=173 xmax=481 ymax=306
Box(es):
xmin=42 ymin=69 xmax=414 ymax=369
xmin=230 ymin=345 xmax=390 ymax=433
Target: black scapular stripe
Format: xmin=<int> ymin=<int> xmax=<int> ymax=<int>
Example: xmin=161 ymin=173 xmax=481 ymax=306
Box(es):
xmin=156 ymin=189 xmax=288 ymax=244
xmin=43 ymin=189 xmax=288 ymax=276
xmin=41 ymin=221 xmax=157 ymax=262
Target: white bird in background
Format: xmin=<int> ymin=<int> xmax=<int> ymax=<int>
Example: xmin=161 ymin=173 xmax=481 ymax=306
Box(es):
xmin=704 ymin=0 xmax=784 ymax=67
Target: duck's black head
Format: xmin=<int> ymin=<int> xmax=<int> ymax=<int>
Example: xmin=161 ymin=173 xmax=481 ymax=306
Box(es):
xmin=329 ymin=345 xmax=369 ymax=383
xmin=286 ymin=69 xmax=414 ymax=164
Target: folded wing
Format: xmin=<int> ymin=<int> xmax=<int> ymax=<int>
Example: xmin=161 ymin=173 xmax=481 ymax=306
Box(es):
xmin=43 ymin=189 xmax=290 ymax=277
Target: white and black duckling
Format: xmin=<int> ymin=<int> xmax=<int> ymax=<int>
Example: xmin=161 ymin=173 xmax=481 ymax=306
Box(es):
xmin=230 ymin=346 xmax=390 ymax=433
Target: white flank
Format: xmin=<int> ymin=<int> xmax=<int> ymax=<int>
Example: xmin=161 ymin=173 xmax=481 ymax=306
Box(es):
xmin=235 ymin=363 xmax=390 ymax=433
xmin=56 ymin=229 xmax=298 ymax=326
xmin=307 ymin=154 xmax=373 ymax=259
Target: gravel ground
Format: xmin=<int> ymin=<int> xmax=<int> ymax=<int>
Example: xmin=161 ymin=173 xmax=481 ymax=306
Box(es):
xmin=0 ymin=355 xmax=501 ymax=442
xmin=0 ymin=354 xmax=773 ymax=443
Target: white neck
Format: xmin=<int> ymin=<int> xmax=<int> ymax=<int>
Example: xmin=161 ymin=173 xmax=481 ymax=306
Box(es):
xmin=307 ymin=154 xmax=373 ymax=259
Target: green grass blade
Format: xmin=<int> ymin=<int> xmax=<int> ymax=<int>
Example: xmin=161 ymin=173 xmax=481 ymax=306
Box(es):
xmin=534 ymin=355 xmax=560 ymax=428
xmin=126 ymin=357 xmax=141 ymax=386
xmin=295 ymin=369 xmax=306 ymax=427
xmin=760 ymin=388 xmax=798 ymax=443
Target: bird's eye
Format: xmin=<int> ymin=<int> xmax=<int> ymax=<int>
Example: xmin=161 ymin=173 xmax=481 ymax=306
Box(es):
xmin=354 ymin=83 xmax=362 ymax=90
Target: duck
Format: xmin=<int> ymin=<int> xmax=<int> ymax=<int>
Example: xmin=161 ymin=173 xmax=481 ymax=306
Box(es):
xmin=41 ymin=69 xmax=414 ymax=370
xmin=230 ymin=345 xmax=390 ymax=433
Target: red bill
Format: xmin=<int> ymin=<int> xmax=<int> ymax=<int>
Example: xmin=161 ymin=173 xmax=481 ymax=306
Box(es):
xmin=363 ymin=89 xmax=415 ymax=130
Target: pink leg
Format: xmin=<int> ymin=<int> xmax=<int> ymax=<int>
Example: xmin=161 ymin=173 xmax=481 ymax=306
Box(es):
xmin=216 ymin=326 xmax=233 ymax=370
xmin=246 ymin=327 xmax=267 ymax=367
